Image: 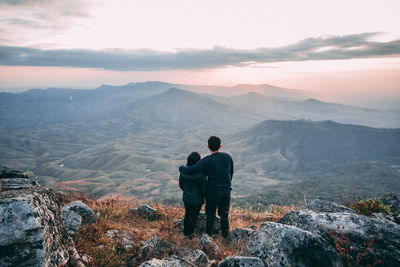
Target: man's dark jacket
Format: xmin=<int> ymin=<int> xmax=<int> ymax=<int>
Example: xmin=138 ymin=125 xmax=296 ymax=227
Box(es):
xmin=179 ymin=172 xmax=206 ymax=206
xmin=179 ymin=152 xmax=233 ymax=194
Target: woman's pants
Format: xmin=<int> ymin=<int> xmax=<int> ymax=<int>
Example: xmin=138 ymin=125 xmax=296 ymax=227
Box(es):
xmin=183 ymin=202 xmax=202 ymax=236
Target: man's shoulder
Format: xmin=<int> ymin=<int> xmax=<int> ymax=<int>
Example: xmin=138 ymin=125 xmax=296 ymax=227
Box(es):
xmin=208 ymin=152 xmax=232 ymax=161
xmin=219 ymin=152 xmax=232 ymax=159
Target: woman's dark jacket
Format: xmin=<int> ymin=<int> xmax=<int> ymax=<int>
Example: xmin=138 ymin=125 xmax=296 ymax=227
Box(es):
xmin=179 ymin=172 xmax=207 ymax=206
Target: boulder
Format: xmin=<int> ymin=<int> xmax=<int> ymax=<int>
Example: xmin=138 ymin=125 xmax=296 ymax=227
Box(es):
xmin=61 ymin=200 xmax=97 ymax=238
xmin=68 ymin=246 xmax=86 ymax=267
xmin=0 ymin=166 xmax=27 ymax=178
xmin=175 ymin=212 xmax=220 ymax=234
xmin=371 ymin=212 xmax=395 ymax=223
xmin=176 ymin=247 xmax=209 ymax=267
xmin=218 ymin=256 xmax=265 ymax=267
xmin=227 ymin=227 xmax=254 ymax=244
xmin=305 ymin=199 xmax=356 ymax=214
xmin=279 ymin=209 xmax=400 ymax=266
xmin=130 ymin=204 xmax=161 ymax=220
xmin=80 ymin=254 xmax=94 ymax=266
xmin=245 ymin=222 xmax=343 ymax=267
xmin=395 ymin=214 xmax=400 ymax=224
xmin=141 ymin=236 xmax=173 ymax=259
xmin=106 ymin=229 xmax=135 ymax=250
xmin=379 ymin=192 xmax=400 ymax=214
xmin=0 ymin=166 xmax=37 ymax=190
xmin=139 ymin=256 xmax=195 ymax=267
xmin=129 ymin=236 xmax=173 ymax=266
xmin=198 ymin=234 xmax=223 ymax=260
xmin=0 ymin=177 xmax=32 ymax=190
xmin=0 ymin=188 xmax=84 ymax=266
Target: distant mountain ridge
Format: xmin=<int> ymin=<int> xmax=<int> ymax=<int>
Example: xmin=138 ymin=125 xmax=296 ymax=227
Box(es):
xmin=227 ymin=92 xmax=400 ymax=128
xmin=1 ymin=81 xmax=399 ymax=131
xmin=232 ymin=120 xmax=400 ymax=171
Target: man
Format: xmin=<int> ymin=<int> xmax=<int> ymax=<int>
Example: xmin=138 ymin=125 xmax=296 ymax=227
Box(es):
xmin=179 ymin=136 xmax=234 ymax=238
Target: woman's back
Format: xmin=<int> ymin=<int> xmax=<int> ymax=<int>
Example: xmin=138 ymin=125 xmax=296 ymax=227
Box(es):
xmin=179 ymin=172 xmax=206 ymax=206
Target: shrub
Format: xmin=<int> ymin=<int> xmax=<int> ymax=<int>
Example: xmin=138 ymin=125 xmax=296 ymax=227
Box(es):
xmin=350 ymin=198 xmax=390 ymax=216
xmin=330 ymin=225 xmax=381 ymax=267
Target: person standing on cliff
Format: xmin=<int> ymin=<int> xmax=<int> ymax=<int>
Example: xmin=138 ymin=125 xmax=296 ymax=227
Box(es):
xmin=179 ymin=136 xmax=234 ymax=238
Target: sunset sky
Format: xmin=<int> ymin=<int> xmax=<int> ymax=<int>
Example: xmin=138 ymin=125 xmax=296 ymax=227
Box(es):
xmin=0 ymin=0 xmax=399 ymax=106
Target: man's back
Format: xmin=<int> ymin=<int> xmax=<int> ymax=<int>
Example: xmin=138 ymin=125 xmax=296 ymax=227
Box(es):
xmin=202 ymin=152 xmax=233 ymax=194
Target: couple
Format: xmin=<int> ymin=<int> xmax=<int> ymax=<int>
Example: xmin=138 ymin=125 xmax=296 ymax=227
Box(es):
xmin=179 ymin=136 xmax=234 ymax=238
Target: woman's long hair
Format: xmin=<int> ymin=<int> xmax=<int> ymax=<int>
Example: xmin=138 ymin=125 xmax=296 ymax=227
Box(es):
xmin=186 ymin=151 xmax=201 ymax=166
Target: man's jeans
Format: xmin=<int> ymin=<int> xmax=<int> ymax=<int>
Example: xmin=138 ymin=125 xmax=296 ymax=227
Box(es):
xmin=205 ymin=191 xmax=231 ymax=237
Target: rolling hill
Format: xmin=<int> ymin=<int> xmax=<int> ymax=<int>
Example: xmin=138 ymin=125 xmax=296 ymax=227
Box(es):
xmin=229 ymin=120 xmax=400 ymax=207
xmin=1 ymin=82 xmax=399 ymax=205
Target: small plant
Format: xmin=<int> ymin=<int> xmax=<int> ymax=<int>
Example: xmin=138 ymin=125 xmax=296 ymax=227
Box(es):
xmin=329 ymin=225 xmax=382 ymax=267
xmin=350 ymin=198 xmax=390 ymax=216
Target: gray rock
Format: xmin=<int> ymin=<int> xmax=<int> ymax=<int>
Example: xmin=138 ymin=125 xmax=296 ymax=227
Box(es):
xmin=141 ymin=236 xmax=172 ymax=259
xmin=0 ymin=178 xmax=32 ymax=190
xmin=130 ymin=204 xmax=161 ymax=220
xmin=198 ymin=234 xmax=223 ymax=260
xmin=227 ymin=227 xmax=254 ymax=244
xmin=0 ymin=166 xmax=27 ymax=178
xmin=395 ymin=214 xmax=400 ymax=224
xmin=129 ymin=236 xmax=173 ymax=266
xmin=68 ymin=246 xmax=86 ymax=267
xmin=0 ymin=166 xmax=37 ymax=190
xmin=245 ymin=222 xmax=343 ymax=267
xmin=379 ymin=192 xmax=400 ymax=214
xmin=371 ymin=212 xmax=395 ymax=222
xmin=218 ymin=256 xmax=265 ymax=267
xmin=139 ymin=256 xmax=195 ymax=267
xmin=106 ymin=229 xmax=135 ymax=250
xmin=61 ymin=200 xmax=97 ymax=238
xmin=279 ymin=209 xmax=400 ymax=266
xmin=175 ymin=212 xmax=220 ymax=234
xmin=80 ymin=254 xmax=94 ymax=266
xmin=305 ymin=199 xmax=356 ymax=214
xmin=0 ymin=188 xmax=79 ymax=266
xmin=177 ymin=247 xmax=209 ymax=267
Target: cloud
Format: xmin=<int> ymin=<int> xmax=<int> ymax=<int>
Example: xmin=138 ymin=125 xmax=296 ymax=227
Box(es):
xmin=0 ymin=0 xmax=42 ymax=5
xmin=1 ymin=33 xmax=400 ymax=71
xmin=0 ymin=0 xmax=93 ymax=46
xmin=0 ymin=0 xmax=91 ymax=17
xmin=0 ymin=0 xmax=89 ymax=13
xmin=2 ymin=18 xmax=68 ymax=29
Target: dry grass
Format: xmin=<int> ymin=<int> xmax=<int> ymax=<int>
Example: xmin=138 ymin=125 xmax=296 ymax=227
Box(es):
xmin=64 ymin=193 xmax=298 ymax=266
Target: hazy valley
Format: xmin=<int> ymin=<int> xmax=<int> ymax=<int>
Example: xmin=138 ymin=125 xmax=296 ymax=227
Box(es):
xmin=1 ymin=82 xmax=399 ymax=207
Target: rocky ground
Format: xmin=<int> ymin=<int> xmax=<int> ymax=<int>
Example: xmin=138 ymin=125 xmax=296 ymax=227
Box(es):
xmin=1 ymin=167 xmax=400 ymax=266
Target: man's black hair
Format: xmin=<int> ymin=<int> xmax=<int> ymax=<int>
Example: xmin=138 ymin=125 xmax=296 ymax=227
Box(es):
xmin=187 ymin=151 xmax=201 ymax=166
xmin=208 ymin=136 xmax=221 ymax=152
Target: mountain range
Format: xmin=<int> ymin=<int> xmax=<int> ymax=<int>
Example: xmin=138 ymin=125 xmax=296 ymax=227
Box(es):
xmin=1 ymin=81 xmax=399 ymax=206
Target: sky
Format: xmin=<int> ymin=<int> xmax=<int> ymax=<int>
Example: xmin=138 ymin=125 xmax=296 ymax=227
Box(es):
xmin=0 ymin=0 xmax=400 ymax=106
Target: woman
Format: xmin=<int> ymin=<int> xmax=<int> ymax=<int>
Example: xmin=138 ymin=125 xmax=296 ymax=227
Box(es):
xmin=179 ymin=151 xmax=207 ymax=238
